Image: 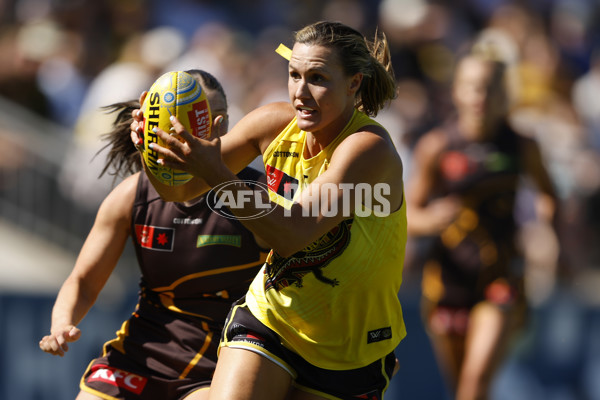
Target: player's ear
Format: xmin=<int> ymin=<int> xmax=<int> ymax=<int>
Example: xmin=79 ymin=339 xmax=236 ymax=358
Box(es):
xmin=348 ymin=73 xmax=363 ymax=95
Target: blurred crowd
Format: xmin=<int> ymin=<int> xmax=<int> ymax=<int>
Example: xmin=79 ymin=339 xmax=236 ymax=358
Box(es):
xmin=1 ymin=0 xmax=600 ymax=397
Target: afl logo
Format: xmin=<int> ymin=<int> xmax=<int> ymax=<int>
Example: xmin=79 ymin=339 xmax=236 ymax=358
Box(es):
xmin=206 ymin=180 xmax=275 ymax=220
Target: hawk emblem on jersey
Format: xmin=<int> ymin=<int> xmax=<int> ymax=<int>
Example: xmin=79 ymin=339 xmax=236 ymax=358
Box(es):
xmin=264 ymin=219 xmax=353 ymax=291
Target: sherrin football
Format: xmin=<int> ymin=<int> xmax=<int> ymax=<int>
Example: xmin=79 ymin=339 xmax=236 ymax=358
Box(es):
xmin=142 ymin=70 xmax=212 ymax=186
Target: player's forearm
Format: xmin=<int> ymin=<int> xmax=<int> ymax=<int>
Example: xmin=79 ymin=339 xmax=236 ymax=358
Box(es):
xmin=210 ymin=177 xmax=351 ymax=257
xmin=50 ymin=278 xmax=97 ymax=332
xmin=406 ymin=208 xmax=443 ymax=236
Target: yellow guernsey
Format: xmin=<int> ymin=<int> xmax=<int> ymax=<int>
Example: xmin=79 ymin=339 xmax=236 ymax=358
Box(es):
xmin=247 ymin=110 xmax=407 ymax=370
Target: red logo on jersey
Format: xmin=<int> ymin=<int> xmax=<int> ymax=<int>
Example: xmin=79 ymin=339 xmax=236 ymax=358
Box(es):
xmin=266 ymin=164 xmax=283 ymax=192
xmin=87 ymin=364 xmax=147 ymax=394
xmin=265 ymin=164 xmax=299 ymax=199
xmin=440 ymin=151 xmax=471 ymax=181
xmin=135 ymin=224 xmax=175 ymax=251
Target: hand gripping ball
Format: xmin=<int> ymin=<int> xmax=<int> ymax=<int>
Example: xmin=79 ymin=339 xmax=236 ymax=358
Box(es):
xmin=141 ymin=71 xmax=212 ymax=186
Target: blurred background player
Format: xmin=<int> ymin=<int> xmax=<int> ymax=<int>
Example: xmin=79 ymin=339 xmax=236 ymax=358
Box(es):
xmin=405 ymin=49 xmax=559 ymax=400
xmin=39 ymin=69 xmax=268 ymax=400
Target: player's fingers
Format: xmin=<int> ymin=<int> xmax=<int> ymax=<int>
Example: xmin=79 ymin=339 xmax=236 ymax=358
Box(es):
xmin=213 ymin=115 xmax=226 ymax=137
xmin=209 ymin=135 xmax=222 ymax=151
xmin=132 ymin=107 xmax=144 ymax=122
xmin=60 ymin=342 xmax=69 ymax=353
xmin=138 ymin=91 xmax=148 ymax=106
xmin=67 ymin=326 xmax=81 ymax=342
xmin=52 ymin=342 xmax=65 ymax=356
xmin=169 ymin=115 xmax=195 ymax=142
xmin=55 ymin=332 xmax=71 ymax=353
xmin=40 ymin=336 xmax=64 ymax=356
xmin=148 ymin=128 xmax=185 ymax=169
xmin=39 ymin=336 xmax=51 ymax=351
xmin=131 ymin=121 xmax=144 ymax=150
xmin=152 ymin=127 xmax=182 ymax=152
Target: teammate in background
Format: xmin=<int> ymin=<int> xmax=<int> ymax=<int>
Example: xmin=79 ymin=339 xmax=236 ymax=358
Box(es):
xmin=405 ymin=51 xmax=558 ymax=400
xmin=39 ymin=69 xmax=268 ymax=400
xmin=131 ymin=21 xmax=407 ymax=400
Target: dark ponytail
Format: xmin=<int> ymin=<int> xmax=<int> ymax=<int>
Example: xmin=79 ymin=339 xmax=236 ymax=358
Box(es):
xmin=97 ymin=100 xmax=142 ymax=179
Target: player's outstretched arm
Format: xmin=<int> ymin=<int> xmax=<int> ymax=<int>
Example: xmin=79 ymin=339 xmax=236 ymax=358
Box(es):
xmin=39 ymin=174 xmax=137 ymax=356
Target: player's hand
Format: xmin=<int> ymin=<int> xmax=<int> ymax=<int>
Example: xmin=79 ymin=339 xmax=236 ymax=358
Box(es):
xmin=426 ymin=196 xmax=462 ymax=234
xmin=131 ymin=91 xmax=147 ymax=151
xmin=148 ymin=115 xmax=226 ymax=183
xmin=130 ymin=90 xmax=225 ymax=154
xmin=39 ymin=325 xmax=81 ymax=357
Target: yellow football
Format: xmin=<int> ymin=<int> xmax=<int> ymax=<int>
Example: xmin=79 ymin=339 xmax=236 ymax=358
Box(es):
xmin=142 ymin=70 xmax=212 ymax=186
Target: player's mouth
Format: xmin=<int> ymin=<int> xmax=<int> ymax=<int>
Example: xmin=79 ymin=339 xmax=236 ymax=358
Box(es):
xmin=296 ymin=105 xmax=317 ymax=118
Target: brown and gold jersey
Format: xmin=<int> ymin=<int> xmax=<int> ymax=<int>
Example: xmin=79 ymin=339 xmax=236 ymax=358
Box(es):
xmin=132 ymin=169 xmax=268 ymax=324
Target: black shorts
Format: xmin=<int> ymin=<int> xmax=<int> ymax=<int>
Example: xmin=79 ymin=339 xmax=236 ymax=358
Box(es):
xmin=80 ymin=297 xmax=219 ymax=400
xmin=421 ymin=258 xmax=527 ymax=336
xmin=220 ymin=299 xmax=396 ymax=400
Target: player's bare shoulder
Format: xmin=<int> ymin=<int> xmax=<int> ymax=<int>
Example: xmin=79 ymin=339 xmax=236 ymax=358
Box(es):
xmin=257 ymin=101 xmax=296 ymax=124
xmin=336 ymin=124 xmax=401 ymax=165
xmin=232 ymin=102 xmax=295 ymax=152
xmin=331 ymin=124 xmax=404 ymax=189
xmin=98 ymin=172 xmax=139 ymax=223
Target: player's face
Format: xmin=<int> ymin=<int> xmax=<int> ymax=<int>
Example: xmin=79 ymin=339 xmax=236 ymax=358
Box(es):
xmin=452 ymin=57 xmax=507 ymax=130
xmin=288 ymin=43 xmax=361 ymax=138
xmin=205 ymin=88 xmax=229 ymax=137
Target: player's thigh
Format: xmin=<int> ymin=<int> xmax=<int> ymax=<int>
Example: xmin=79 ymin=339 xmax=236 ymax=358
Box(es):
xmin=208 ymin=347 xmax=292 ymax=400
xmin=462 ymin=302 xmax=513 ymax=376
xmin=183 ymin=387 xmax=210 ymax=400
xmin=76 ymin=391 xmax=104 ymax=400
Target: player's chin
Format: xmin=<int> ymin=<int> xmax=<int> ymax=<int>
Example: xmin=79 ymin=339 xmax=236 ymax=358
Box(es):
xmin=296 ymin=115 xmax=320 ymax=132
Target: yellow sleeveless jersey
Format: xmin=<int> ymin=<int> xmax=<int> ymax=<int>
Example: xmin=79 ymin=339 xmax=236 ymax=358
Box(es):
xmin=246 ymin=110 xmax=407 ymax=370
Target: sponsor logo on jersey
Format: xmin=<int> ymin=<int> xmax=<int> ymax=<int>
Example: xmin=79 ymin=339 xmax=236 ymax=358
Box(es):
xmin=135 ymin=224 xmax=174 ymax=251
xmin=173 ymin=217 xmax=203 ymax=225
xmin=87 ymin=364 xmax=147 ymax=394
xmin=440 ymin=151 xmax=472 ymax=181
xmin=266 ymin=164 xmax=299 ymax=200
xmin=367 ymin=327 xmax=392 ymax=344
xmin=485 ymin=151 xmax=515 ymax=172
xmin=273 ymin=150 xmax=299 ymax=158
xmin=197 ymin=235 xmax=242 ymax=248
